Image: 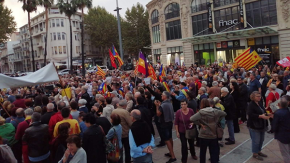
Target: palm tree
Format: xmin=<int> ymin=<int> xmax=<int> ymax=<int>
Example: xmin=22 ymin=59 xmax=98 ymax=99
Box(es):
xmin=19 ymin=0 xmax=38 ymax=72
xmin=57 ymin=0 xmax=77 ymax=73
xmin=38 ymin=0 xmax=53 ymax=66
xmin=75 ymin=0 xmax=92 ymax=76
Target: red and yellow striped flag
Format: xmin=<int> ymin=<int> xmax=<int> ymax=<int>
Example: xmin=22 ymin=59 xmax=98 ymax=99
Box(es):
xmin=148 ymin=64 xmax=157 ymax=80
xmin=134 ymin=61 xmax=139 ymax=75
xmin=96 ymin=65 xmax=106 ymax=77
xmin=243 ymin=50 xmax=262 ymax=70
xmin=163 ymin=82 xmax=170 ymax=92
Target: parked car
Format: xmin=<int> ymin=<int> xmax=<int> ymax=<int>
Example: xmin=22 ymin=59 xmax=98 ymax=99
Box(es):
xmin=58 ymin=69 xmax=70 ymax=75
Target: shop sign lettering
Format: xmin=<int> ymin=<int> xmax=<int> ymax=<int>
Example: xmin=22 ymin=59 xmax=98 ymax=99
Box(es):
xmin=257 ymin=48 xmax=270 ymax=52
xmin=218 ymin=19 xmax=239 ymax=27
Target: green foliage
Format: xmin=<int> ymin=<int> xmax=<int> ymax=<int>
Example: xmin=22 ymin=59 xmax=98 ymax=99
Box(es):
xmin=0 ymin=4 xmax=16 ymax=43
xmin=19 ymin=0 xmax=38 ymax=13
xmin=122 ymin=3 xmax=150 ymax=55
xmin=38 ymin=0 xmax=54 ymax=8
xmin=57 ymin=0 xmax=77 ymax=19
xmin=75 ymin=0 xmax=92 ymax=10
xmin=84 ymin=6 xmax=119 ymax=55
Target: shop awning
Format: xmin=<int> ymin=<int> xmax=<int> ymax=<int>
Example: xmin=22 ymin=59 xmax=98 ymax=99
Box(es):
xmin=182 ymin=26 xmax=278 ymax=44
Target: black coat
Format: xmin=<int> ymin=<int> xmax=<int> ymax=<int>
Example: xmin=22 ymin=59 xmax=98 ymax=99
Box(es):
xmin=82 ymin=125 xmax=106 ymax=163
xmin=41 ymin=111 xmax=55 ymax=125
xmin=260 ymin=77 xmax=269 ymax=96
xmin=22 ymin=122 xmax=50 ymax=158
xmin=136 ymin=104 xmax=155 ymax=136
xmin=81 ymin=92 xmax=91 ymax=110
xmin=238 ymin=83 xmax=248 ymax=103
xmin=221 ymin=94 xmax=236 ymax=120
xmin=95 ymin=117 xmax=111 ymax=135
xmin=247 ymin=101 xmax=268 ymax=131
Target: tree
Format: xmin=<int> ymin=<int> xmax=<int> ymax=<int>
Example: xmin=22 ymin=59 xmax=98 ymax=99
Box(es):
xmin=57 ymin=0 xmax=77 ymax=73
xmin=84 ymin=7 xmax=119 ymax=65
xmin=0 ymin=4 xmax=16 ymax=44
xmin=19 ymin=0 xmax=38 ymax=72
xmin=75 ymin=0 xmax=92 ymax=76
xmin=38 ymin=0 xmax=53 ymax=67
xmin=122 ymin=3 xmax=150 ymax=58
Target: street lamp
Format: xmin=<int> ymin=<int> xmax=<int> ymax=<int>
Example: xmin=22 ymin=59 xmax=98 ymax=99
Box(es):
xmin=114 ymin=0 xmax=124 ymax=60
xmin=62 ymin=32 xmax=69 ymax=69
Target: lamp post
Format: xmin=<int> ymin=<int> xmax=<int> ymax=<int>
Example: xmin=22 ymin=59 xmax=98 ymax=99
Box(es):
xmin=114 ymin=0 xmax=124 ymax=60
xmin=62 ymin=32 xmax=69 ymax=70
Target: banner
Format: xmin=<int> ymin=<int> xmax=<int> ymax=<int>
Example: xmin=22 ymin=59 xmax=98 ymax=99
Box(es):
xmin=0 ymin=62 xmax=59 ymax=89
xmin=239 ymin=0 xmax=246 ymax=28
xmin=207 ymin=2 xmax=213 ymax=32
xmin=277 ymin=56 xmax=290 ymax=68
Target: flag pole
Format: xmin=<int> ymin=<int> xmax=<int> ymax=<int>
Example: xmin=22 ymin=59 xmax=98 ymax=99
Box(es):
xmin=53 ymin=62 xmax=71 ymax=101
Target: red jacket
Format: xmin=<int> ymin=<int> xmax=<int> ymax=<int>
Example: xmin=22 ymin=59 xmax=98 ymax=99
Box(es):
xmin=13 ymin=99 xmax=26 ymax=108
xmin=48 ymin=112 xmax=72 ymax=138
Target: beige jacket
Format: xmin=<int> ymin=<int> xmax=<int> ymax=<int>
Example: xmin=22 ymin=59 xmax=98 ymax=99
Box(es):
xmin=112 ymin=108 xmax=132 ymax=138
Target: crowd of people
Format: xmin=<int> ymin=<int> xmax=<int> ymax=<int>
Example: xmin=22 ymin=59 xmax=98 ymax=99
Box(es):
xmin=0 ymin=62 xmax=290 ymax=163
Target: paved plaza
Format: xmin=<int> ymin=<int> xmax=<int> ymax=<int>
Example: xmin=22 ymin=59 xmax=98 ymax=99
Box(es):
xmin=152 ymin=123 xmax=284 ymax=163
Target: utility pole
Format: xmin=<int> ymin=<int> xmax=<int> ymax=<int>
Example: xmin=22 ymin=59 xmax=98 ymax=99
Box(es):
xmin=114 ymin=0 xmax=124 ymax=60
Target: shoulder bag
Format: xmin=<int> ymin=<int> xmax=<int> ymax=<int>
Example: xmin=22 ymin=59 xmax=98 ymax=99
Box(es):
xmin=99 ymin=126 xmax=115 ymax=154
xmin=180 ymin=110 xmax=196 ymax=139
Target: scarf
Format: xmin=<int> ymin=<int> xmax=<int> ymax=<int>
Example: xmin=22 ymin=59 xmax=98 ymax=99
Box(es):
xmin=131 ymin=120 xmax=151 ymax=147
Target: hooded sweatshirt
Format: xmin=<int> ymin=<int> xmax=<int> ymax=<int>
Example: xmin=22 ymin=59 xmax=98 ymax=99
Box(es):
xmin=190 ymin=107 xmax=226 ymax=139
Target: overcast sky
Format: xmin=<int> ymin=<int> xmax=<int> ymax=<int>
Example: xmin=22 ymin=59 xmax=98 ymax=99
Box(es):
xmin=4 ymin=0 xmax=151 ymax=29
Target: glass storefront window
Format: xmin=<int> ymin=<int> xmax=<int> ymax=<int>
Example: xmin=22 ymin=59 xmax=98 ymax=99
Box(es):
xmin=214 ymin=6 xmax=240 ymax=32
xmin=271 ymin=36 xmax=278 ymax=44
xmin=255 ymin=37 xmax=263 ymax=45
xmin=263 ymin=37 xmax=271 ymax=44
xmin=214 ymin=0 xmax=238 ymax=7
xmin=191 ymin=0 xmax=209 ymax=13
xmin=192 ymin=13 xmax=210 ymax=36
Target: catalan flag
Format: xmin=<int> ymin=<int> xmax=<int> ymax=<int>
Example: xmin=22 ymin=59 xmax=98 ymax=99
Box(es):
xmin=163 ymin=82 xmax=170 ymax=92
xmin=96 ymin=65 xmax=106 ymax=77
xmin=148 ymin=64 xmax=157 ymax=80
xmin=98 ymin=83 xmax=107 ymax=94
xmin=113 ymin=45 xmax=124 ymax=67
xmin=134 ymin=61 xmax=139 ymax=75
xmin=109 ymin=49 xmax=117 ymax=69
xmin=234 ymin=48 xmax=262 ymax=70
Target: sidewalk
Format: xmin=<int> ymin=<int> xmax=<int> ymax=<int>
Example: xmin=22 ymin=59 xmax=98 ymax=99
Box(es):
xmin=151 ymin=123 xmax=284 ymax=163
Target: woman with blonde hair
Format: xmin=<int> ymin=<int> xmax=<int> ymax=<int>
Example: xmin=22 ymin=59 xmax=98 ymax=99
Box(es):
xmin=1 ymin=101 xmax=11 ymax=119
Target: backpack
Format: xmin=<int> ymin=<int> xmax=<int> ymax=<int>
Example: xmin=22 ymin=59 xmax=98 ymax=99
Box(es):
xmin=107 ymin=128 xmax=120 ymax=162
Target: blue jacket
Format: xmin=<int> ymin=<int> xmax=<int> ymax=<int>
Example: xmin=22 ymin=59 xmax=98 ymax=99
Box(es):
xmin=272 ymin=108 xmax=290 ymax=144
xmin=129 ymin=130 xmax=155 ymax=158
xmin=283 ymin=75 xmax=290 ymax=90
xmin=106 ymin=124 xmax=123 ymax=149
xmin=175 ymin=87 xmax=189 ymax=101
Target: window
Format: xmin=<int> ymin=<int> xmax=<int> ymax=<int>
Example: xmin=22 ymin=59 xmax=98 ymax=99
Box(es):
xmin=246 ymin=0 xmax=277 ymax=27
xmin=59 ymin=46 xmax=62 ymax=54
xmin=192 ymin=13 xmax=211 ymax=36
xmin=56 ymin=19 xmax=60 ymax=27
xmin=73 ymin=21 xmax=75 ymax=27
xmin=49 ymin=20 xmax=51 ymax=28
xmin=76 ymin=22 xmax=79 ymax=28
xmin=166 ymin=20 xmax=182 ymax=40
xmin=151 ymin=10 xmax=159 ymax=24
xmin=153 ymin=49 xmax=161 ymax=54
xmin=165 ymin=3 xmax=180 ymax=20
xmin=61 ymin=19 xmax=64 ymax=27
xmin=214 ymin=6 xmax=239 ymax=32
xmin=63 ymin=46 xmax=66 ymax=54
xmin=57 ymin=32 xmax=61 ymax=40
xmin=52 ymin=19 xmax=55 ymax=27
xmin=34 ymin=50 xmax=37 ymax=57
xmin=54 ymin=46 xmax=57 ymax=54
xmin=53 ymin=33 xmax=56 ymax=40
xmin=214 ymin=0 xmax=238 ymax=7
xmin=75 ymin=34 xmax=77 ymax=40
xmin=50 ymin=33 xmax=52 ymax=41
xmin=152 ymin=25 xmax=161 ymax=43
xmin=62 ymin=33 xmax=65 ymax=40
xmin=76 ymin=46 xmax=80 ymax=54
xmin=191 ymin=0 xmax=209 ymax=13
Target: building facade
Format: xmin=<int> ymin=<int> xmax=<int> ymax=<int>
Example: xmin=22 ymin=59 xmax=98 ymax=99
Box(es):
xmin=147 ymin=0 xmax=290 ymax=67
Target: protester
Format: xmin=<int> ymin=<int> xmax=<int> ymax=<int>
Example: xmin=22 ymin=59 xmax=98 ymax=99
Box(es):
xmin=237 ymin=76 xmax=248 ymax=123
xmin=102 ymin=97 xmax=114 ymax=121
xmin=112 ymin=100 xmax=132 ymax=163
xmin=129 ymin=109 xmax=155 ymax=163
xmin=23 ymin=112 xmax=50 ymax=163
xmin=191 ymin=98 xmax=227 ymax=163
xmin=70 ymin=101 xmax=80 ymax=120
xmin=0 ymin=136 xmax=17 ymax=163
xmin=82 ymin=114 xmax=106 ymax=163
xmin=175 ymin=100 xmax=197 ymax=162
xmin=155 ymin=91 xmax=176 ymax=163
xmin=49 ymin=102 xmax=71 ymax=137
xmin=247 ymin=91 xmax=269 ymax=161
xmin=41 ymin=103 xmax=56 ymax=124
xmin=58 ymin=135 xmax=87 ymax=163
xmin=78 ymin=99 xmax=88 ymax=113
xmin=0 ymin=116 xmax=15 ymax=146
xmin=272 ymin=96 xmax=290 ymax=162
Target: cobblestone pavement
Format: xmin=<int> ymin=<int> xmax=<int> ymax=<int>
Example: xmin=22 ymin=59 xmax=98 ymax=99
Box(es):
xmin=151 ymin=123 xmax=283 ymax=163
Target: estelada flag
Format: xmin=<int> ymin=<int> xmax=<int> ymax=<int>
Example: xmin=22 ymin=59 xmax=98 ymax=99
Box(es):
xmin=277 ymin=56 xmax=290 ymax=68
xmin=234 ymin=48 xmax=262 ymax=70
xmin=112 ymin=45 xmax=124 ymax=67
xmin=159 ymin=64 xmax=166 ymax=77
xmin=109 ymin=49 xmax=117 ymax=69
xmin=98 ymin=83 xmax=107 ymax=94
xmin=96 ymin=65 xmax=106 ymax=77
xmin=137 ymin=51 xmax=148 ymax=76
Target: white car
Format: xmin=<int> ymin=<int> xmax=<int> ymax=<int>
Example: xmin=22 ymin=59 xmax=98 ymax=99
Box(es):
xmin=58 ymin=69 xmax=70 ymax=75
xmin=86 ymin=66 xmax=108 ymax=73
